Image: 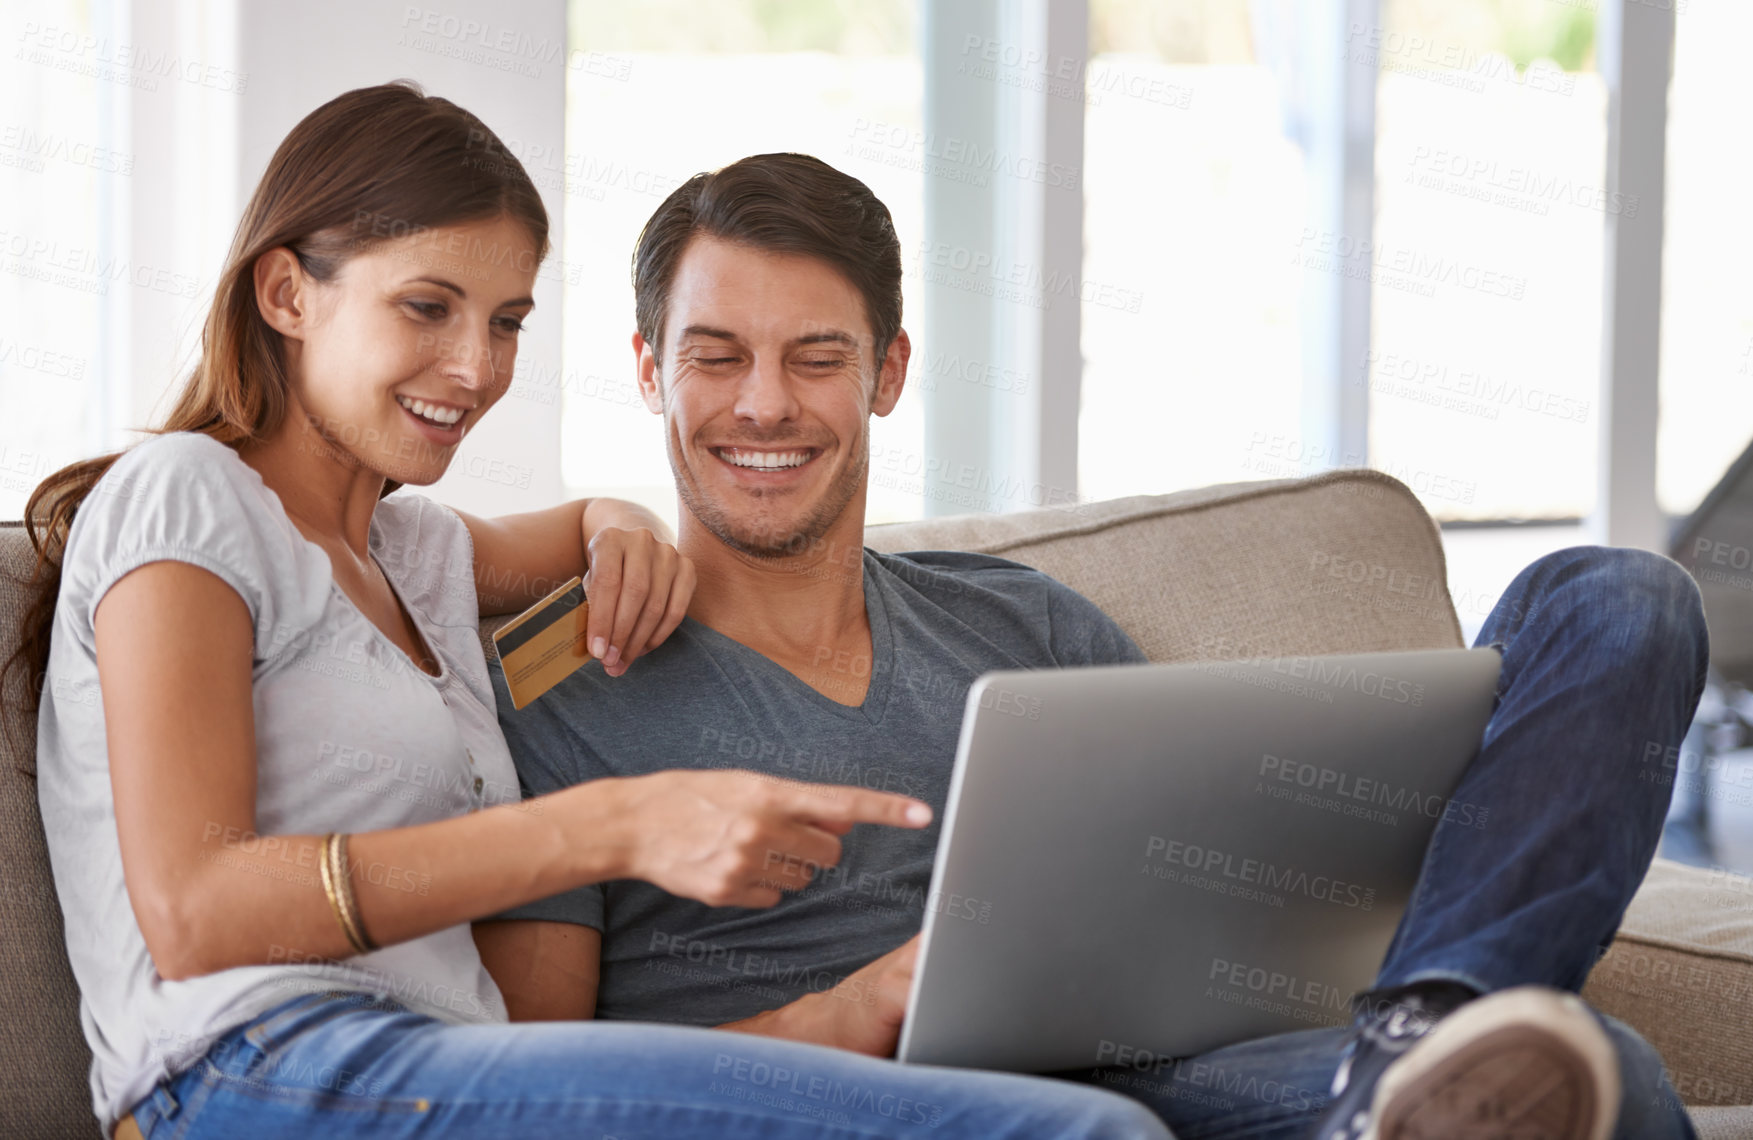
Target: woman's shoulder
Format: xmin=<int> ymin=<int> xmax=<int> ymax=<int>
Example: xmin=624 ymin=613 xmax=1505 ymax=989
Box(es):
xmin=96 ymin=431 xmax=262 ymax=505
xmin=63 ymin=432 xmax=329 ymax=640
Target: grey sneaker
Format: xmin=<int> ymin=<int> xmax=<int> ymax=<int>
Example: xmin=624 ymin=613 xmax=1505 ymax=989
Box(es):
xmin=1318 ymin=984 xmax=1620 ymax=1140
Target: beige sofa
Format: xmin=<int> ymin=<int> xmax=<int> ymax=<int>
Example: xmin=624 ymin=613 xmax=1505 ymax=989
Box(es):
xmin=3 ymin=469 xmax=1750 ymax=1138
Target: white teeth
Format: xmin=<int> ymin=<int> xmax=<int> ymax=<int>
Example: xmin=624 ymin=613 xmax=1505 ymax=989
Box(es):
xmin=397 ymin=395 xmax=463 ymax=426
xmin=719 ymin=448 xmax=811 ymax=470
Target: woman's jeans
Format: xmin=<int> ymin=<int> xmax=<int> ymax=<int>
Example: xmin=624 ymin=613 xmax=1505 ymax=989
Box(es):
xmin=127 ymin=988 xmax=1172 ymax=1139
xmin=132 ymin=547 xmax=1709 ymax=1140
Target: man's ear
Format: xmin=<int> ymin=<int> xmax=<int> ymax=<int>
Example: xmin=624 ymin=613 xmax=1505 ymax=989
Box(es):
xmin=871 ymin=327 xmax=910 ymax=418
xmin=633 ymin=331 xmax=664 ymax=414
xmin=253 ymin=247 xmax=311 ymax=340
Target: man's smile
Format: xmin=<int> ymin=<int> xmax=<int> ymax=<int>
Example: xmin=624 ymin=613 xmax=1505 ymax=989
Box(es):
xmin=711 ymin=446 xmax=823 ymax=475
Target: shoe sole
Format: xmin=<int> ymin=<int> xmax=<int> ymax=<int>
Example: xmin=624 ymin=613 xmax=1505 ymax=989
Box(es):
xmin=1362 ymin=987 xmax=1619 ymax=1140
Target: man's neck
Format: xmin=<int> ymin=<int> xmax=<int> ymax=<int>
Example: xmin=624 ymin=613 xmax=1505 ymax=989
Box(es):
xmin=680 ymin=505 xmax=874 ymax=685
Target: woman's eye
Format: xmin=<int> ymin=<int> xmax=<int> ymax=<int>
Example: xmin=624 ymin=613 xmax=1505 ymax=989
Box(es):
xmin=493 ymin=317 xmax=527 ymax=335
xmin=407 ymin=301 xmax=446 ymax=319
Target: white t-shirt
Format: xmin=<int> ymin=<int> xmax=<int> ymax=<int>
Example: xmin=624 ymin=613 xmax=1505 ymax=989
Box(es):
xmin=36 ymin=431 xmax=524 ymax=1132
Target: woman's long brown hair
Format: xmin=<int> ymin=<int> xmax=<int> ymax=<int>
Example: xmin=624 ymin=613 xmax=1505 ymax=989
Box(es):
xmin=3 ymin=81 xmax=548 ymax=762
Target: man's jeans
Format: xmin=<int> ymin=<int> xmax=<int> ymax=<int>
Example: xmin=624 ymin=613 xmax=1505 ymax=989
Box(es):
xmin=1057 ymin=546 xmax=1709 ymax=1138
xmin=131 ymin=547 xmax=1706 ymax=1140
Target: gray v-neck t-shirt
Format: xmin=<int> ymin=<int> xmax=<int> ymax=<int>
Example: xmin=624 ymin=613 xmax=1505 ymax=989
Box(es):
xmin=36 ymin=432 xmax=522 ymax=1132
xmin=490 ymin=547 xmax=1145 ymax=1025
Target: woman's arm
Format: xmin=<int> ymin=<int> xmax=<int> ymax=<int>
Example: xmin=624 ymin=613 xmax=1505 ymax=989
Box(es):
xmin=96 ymin=560 xmax=925 ymax=981
xmin=457 ymin=498 xmax=694 ymax=676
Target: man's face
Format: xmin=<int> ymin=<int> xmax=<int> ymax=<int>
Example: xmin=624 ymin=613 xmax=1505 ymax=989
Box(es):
xmin=635 ymin=235 xmax=907 ymax=557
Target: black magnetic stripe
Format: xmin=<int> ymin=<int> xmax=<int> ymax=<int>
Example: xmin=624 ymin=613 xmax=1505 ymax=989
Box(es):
xmin=494 ymin=584 xmax=585 ymax=657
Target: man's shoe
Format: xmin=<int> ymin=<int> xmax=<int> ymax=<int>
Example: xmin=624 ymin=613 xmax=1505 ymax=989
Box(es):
xmin=1317 ymin=983 xmax=1620 ymax=1140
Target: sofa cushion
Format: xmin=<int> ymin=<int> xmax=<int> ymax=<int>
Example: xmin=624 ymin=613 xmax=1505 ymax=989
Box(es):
xmin=866 ymin=472 xmax=1465 ymax=662
xmin=1583 ymin=858 xmax=1753 ymax=1109
xmin=0 ymin=523 xmax=97 ymax=1138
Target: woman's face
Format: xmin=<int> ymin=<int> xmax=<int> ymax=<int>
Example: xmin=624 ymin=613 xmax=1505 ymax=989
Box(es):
xmin=277 ymin=213 xmax=539 ymax=486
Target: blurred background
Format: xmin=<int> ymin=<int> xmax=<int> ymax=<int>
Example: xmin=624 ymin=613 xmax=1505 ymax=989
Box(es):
xmin=3 ymin=0 xmax=1750 ymax=868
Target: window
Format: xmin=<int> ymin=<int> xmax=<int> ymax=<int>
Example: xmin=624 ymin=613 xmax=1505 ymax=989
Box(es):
xmin=1078 ymin=0 xmax=1308 ymax=502
xmin=1368 ymin=0 xmax=1603 ymax=522
xmin=1658 ymin=3 xmax=1753 ymax=517
xmin=0 ymin=1 xmax=122 ymax=519
xmin=555 ymin=0 xmax=924 ymax=530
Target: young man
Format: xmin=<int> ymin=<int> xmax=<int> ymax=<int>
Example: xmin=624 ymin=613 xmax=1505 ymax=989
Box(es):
xmin=474 ymin=153 xmax=1707 ymax=1140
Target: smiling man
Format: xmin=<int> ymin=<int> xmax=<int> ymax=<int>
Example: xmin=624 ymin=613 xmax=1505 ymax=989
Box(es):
xmin=473 ymin=153 xmax=1708 ymax=1140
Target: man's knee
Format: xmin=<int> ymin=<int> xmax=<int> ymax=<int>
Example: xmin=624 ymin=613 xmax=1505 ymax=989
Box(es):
xmin=1522 ymin=547 xmax=1705 ymax=657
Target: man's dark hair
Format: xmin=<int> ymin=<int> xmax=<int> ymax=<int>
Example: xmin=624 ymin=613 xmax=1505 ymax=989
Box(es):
xmin=632 ymin=153 xmax=903 ymax=367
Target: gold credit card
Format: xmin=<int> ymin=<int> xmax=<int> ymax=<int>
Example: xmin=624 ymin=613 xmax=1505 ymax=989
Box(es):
xmin=492 ymin=576 xmax=592 ymax=710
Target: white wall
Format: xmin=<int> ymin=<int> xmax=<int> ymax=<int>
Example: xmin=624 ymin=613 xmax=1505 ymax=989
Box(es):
xmin=234 ymin=0 xmax=567 ymax=517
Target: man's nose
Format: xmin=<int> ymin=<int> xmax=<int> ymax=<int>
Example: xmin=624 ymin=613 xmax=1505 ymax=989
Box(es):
xmin=733 ymin=352 xmax=800 ymax=425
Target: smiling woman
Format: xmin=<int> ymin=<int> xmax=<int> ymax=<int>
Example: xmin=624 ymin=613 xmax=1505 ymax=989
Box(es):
xmin=0 ymin=82 xmax=1019 ymax=1140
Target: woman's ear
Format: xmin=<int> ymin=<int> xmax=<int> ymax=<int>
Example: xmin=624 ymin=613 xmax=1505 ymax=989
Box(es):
xmin=253 ymin=247 xmax=310 ymax=340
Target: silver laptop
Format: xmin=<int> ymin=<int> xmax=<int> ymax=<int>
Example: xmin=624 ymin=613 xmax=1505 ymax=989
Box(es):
xmin=896 ymin=647 xmax=1501 ymax=1072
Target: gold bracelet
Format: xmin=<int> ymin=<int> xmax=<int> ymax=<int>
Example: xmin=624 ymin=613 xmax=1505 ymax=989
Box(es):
xmin=317 ymin=832 xmax=366 ymax=956
xmin=330 ymin=832 xmax=379 ymax=954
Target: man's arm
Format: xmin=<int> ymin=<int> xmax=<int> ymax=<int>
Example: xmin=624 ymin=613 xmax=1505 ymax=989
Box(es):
xmin=475 ymin=917 xmax=918 ymax=1058
xmin=473 ymin=919 xmax=601 ymax=1021
xmin=720 ymin=935 xmax=920 ymax=1056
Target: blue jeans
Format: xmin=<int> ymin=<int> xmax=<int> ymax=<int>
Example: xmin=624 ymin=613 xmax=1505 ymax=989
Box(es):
xmin=128 ymin=988 xmax=1171 ymax=1139
xmin=133 ymin=547 xmax=1705 ymax=1139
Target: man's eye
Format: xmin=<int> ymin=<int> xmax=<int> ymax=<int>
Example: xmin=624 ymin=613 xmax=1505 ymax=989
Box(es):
xmin=697 ymin=357 xmax=739 ymax=366
xmin=799 ymin=359 xmax=844 ymax=370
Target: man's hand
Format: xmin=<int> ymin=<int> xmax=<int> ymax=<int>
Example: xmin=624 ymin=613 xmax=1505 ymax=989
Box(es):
xmin=722 ymin=935 xmax=922 ymax=1057
xmin=583 ymin=525 xmax=696 ymax=677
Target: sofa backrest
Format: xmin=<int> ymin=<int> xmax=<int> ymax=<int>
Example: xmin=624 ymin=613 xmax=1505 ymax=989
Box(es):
xmin=866 ymin=471 xmax=1463 ymax=662
xmin=0 ymin=470 xmax=1461 ymax=1136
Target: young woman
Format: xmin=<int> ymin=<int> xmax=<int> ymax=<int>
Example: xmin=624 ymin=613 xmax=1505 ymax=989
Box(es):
xmin=11 ymin=84 xmax=1168 ymax=1139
